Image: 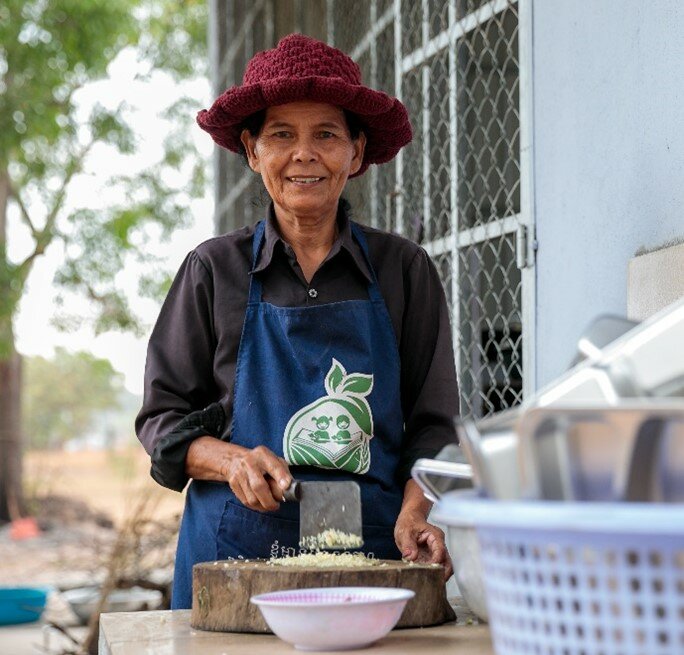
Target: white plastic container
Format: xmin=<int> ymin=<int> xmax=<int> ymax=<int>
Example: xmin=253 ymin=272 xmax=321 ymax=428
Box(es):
xmin=434 ymin=492 xmax=684 ymax=655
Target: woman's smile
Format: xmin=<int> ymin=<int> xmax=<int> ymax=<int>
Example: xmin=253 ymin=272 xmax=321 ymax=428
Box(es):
xmin=286 ymin=176 xmax=325 ymax=186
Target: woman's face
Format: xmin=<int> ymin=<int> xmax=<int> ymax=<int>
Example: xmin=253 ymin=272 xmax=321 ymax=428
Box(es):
xmin=240 ymin=101 xmax=366 ymax=221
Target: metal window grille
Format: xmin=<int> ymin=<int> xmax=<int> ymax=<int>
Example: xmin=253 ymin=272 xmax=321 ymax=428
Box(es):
xmin=210 ymin=0 xmax=535 ymax=420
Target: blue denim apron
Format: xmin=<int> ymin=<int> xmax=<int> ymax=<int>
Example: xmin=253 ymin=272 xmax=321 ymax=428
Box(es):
xmin=171 ymin=220 xmax=404 ymax=609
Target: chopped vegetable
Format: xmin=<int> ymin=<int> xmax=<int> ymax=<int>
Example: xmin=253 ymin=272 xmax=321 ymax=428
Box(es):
xmin=269 ymin=552 xmax=380 ymax=567
xmin=299 ymin=528 xmax=363 ymax=550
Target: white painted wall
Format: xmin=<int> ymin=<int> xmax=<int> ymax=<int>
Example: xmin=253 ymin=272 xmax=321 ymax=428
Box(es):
xmin=628 ymin=243 xmax=684 ymax=320
xmin=531 ymin=0 xmax=684 ymax=387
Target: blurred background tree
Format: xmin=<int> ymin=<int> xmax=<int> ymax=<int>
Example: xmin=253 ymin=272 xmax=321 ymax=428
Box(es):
xmin=0 ymin=0 xmax=209 ymax=522
xmin=23 ymin=349 xmax=124 ymax=451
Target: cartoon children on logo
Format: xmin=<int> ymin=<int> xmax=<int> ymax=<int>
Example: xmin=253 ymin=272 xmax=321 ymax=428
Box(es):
xmin=309 ymin=415 xmax=354 ymax=444
xmin=283 ymin=359 xmax=373 ymax=474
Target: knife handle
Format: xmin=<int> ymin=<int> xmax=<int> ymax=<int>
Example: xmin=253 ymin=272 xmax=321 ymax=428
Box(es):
xmin=282 ymin=480 xmax=301 ymax=502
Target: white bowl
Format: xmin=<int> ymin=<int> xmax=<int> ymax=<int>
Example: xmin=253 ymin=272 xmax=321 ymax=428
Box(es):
xmin=250 ymin=586 xmax=415 ymax=651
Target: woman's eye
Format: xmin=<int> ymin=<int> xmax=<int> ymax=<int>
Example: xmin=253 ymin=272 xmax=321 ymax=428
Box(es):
xmin=272 ymin=131 xmax=292 ymax=138
xmin=318 ymin=131 xmax=335 ymax=138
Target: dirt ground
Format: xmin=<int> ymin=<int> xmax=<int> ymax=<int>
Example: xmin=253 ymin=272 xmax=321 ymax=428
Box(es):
xmin=23 ymin=448 xmax=185 ymax=527
xmin=0 ymin=448 xmax=184 ymax=585
xmin=0 ymin=447 xmax=184 ymax=655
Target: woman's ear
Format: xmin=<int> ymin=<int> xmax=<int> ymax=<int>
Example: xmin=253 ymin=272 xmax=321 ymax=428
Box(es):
xmin=349 ymin=132 xmax=367 ymax=176
xmin=240 ymin=129 xmax=260 ymax=173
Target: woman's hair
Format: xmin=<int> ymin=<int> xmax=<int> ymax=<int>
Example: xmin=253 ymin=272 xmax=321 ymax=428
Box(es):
xmin=239 ymin=108 xmax=364 ymax=154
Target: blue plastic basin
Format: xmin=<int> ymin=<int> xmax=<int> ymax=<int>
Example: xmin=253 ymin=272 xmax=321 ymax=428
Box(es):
xmin=0 ymin=587 xmax=49 ymax=625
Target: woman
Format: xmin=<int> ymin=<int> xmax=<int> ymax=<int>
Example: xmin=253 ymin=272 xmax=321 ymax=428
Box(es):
xmin=136 ymin=34 xmax=459 ymax=610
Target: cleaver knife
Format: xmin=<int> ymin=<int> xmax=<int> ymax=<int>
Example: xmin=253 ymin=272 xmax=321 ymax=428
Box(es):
xmin=283 ymin=480 xmax=363 ymax=550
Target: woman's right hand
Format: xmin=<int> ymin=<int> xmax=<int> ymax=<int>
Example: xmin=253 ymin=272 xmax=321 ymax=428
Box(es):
xmin=221 ymin=444 xmax=293 ymax=512
xmin=185 ymin=437 xmax=293 ymax=512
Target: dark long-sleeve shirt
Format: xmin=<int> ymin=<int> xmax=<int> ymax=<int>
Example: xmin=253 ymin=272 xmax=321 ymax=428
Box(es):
xmin=136 ymin=202 xmax=459 ymax=491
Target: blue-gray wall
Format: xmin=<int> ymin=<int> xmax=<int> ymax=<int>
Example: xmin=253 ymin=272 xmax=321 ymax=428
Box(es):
xmin=532 ymin=0 xmax=684 ymax=387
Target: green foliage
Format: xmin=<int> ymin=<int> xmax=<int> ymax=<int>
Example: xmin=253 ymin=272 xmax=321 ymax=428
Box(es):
xmin=136 ymin=0 xmax=209 ymax=80
xmin=137 ymin=268 xmax=174 ymax=300
xmin=0 ymin=0 xmax=211 ymax=519
xmin=90 ymin=103 xmax=136 ymax=154
xmin=0 ymin=0 xmax=139 ymax=170
xmin=0 ymin=0 xmax=209 ymax=348
xmin=22 ymin=348 xmax=124 ymax=449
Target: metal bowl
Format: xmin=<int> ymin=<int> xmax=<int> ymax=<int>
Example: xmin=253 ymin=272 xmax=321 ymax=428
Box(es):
xmin=444 ymin=523 xmax=488 ymax=621
xmin=412 ymin=457 xmax=488 ymax=621
xmin=62 ymin=586 xmax=163 ymax=624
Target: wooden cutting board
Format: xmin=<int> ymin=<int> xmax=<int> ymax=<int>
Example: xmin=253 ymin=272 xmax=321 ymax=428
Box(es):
xmin=191 ymin=559 xmax=456 ymax=632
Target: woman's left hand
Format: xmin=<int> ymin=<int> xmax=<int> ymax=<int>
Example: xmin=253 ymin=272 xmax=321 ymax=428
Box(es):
xmin=393 ymin=480 xmax=453 ymax=580
xmin=394 ymin=509 xmax=453 ymax=581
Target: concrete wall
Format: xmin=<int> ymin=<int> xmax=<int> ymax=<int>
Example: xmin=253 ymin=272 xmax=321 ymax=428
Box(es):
xmin=532 ymin=0 xmax=684 ymax=387
xmin=628 ymin=241 xmax=684 ymax=320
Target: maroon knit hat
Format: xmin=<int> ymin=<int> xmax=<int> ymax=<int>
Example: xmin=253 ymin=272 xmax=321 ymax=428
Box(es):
xmin=196 ymin=34 xmax=412 ymax=177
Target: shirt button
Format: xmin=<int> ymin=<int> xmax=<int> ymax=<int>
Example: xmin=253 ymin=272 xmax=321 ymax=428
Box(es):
xmin=308 ymin=288 xmax=318 ymax=299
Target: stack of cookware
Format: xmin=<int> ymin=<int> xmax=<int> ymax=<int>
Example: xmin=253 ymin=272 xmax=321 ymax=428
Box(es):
xmin=413 ymin=297 xmax=684 ymax=655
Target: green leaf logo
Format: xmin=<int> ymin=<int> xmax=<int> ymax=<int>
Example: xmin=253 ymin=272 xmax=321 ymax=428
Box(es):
xmin=284 ymin=359 xmax=374 ymax=475
xmin=341 ymin=374 xmax=373 ymax=395
xmin=325 ymin=358 xmax=346 ymax=394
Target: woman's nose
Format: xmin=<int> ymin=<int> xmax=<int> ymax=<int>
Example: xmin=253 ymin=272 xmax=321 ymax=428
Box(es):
xmin=292 ymin=138 xmax=318 ymax=162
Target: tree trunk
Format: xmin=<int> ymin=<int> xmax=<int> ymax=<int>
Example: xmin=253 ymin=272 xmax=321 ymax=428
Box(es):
xmin=0 ymin=343 xmax=24 ymax=523
xmin=0 ymin=169 xmax=25 ymax=523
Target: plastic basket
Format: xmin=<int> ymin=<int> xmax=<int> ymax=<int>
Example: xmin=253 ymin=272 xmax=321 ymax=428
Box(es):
xmin=434 ymin=494 xmax=684 ymax=655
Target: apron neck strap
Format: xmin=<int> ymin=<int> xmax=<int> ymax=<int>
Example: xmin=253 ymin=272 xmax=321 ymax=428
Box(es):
xmin=251 ymin=219 xmax=266 ymax=263
xmin=349 ymin=222 xmax=384 ymax=303
xmin=248 ymin=219 xmax=383 ymax=304
xmin=248 ymin=220 xmax=266 ymax=304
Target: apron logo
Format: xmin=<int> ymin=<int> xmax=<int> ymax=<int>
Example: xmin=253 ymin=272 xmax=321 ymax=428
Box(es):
xmin=283 ymin=358 xmax=374 ymax=474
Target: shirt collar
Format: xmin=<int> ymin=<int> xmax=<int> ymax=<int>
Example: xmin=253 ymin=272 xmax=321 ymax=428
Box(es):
xmin=251 ymin=202 xmax=373 ymax=283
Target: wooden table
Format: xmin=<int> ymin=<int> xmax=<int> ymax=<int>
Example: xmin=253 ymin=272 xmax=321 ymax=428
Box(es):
xmin=99 ymin=608 xmax=493 ymax=655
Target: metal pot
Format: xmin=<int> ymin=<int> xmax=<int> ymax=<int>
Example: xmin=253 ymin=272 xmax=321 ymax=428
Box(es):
xmin=411 ymin=457 xmax=488 ymax=622
xmin=516 ymin=400 xmax=684 ymax=501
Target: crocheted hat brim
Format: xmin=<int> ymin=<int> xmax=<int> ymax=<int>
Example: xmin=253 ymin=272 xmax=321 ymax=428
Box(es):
xmin=196 ymin=76 xmax=412 ymax=177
